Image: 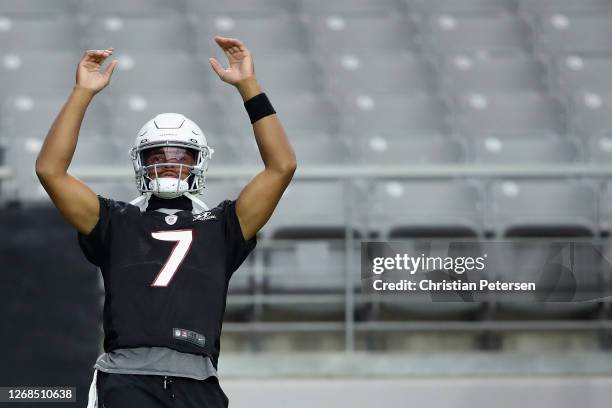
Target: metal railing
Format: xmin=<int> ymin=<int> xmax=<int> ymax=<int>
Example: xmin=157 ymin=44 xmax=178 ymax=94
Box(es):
xmin=4 ymin=163 xmax=612 ymax=351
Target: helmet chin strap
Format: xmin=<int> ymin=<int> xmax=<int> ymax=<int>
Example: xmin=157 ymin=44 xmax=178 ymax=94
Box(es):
xmin=129 ymin=192 xmax=152 ymax=212
xmin=183 ymin=192 xmax=209 ymax=214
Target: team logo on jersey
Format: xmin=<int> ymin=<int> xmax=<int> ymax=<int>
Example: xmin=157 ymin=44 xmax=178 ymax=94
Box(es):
xmin=165 ymin=214 xmax=178 ymax=225
xmin=173 ymin=327 xmax=206 ymax=348
xmin=193 ymin=211 xmax=217 ymax=222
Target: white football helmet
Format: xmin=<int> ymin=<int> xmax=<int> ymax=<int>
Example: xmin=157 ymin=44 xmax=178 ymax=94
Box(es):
xmin=129 ymin=113 xmax=214 ymax=202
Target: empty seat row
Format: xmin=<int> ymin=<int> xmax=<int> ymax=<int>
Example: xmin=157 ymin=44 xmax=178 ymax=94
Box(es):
xmin=2 ymin=49 xmax=611 ymax=100
xmin=211 ymin=179 xmax=605 ymax=239
xmin=6 ymin=0 xmax=612 ymax=18
xmin=6 ymin=90 xmax=612 ymax=148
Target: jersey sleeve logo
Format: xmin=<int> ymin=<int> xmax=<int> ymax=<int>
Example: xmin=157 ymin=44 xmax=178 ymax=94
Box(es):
xmin=193 ymin=211 xmax=217 ymax=222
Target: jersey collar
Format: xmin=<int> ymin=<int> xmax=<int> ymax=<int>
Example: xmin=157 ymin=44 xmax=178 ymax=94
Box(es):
xmin=146 ymin=194 xmax=193 ymax=212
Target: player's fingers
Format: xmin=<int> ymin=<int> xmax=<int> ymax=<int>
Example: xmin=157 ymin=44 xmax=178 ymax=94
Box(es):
xmin=208 ymin=57 xmax=226 ymax=78
xmin=215 ymin=35 xmax=246 ymax=51
xmin=216 ymin=35 xmax=244 ymax=46
xmin=82 ymin=49 xmax=111 ymax=64
xmin=104 ymin=59 xmax=119 ymax=79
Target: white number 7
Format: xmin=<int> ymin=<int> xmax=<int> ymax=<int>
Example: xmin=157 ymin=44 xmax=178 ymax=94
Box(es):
xmin=150 ymin=229 xmax=193 ymax=287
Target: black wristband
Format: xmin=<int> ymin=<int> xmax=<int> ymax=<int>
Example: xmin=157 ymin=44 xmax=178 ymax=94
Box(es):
xmin=244 ymin=92 xmax=276 ymax=124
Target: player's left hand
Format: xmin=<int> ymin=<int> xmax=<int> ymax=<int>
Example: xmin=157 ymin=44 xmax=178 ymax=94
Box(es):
xmin=208 ymin=36 xmax=255 ymax=88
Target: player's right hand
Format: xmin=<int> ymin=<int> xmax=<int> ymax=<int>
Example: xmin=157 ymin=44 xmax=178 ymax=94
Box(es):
xmin=76 ymin=48 xmax=118 ymax=93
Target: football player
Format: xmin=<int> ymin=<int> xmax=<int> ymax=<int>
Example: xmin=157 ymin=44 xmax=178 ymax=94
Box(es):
xmin=35 ymin=37 xmax=296 ymax=408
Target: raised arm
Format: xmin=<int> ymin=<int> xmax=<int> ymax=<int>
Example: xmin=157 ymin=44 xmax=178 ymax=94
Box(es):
xmin=209 ymin=36 xmax=297 ymax=240
xmin=35 ymin=48 xmax=118 ymax=235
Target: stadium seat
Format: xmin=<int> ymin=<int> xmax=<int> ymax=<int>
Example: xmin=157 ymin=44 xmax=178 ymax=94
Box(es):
xmin=368 ymin=180 xmax=484 ymax=238
xmin=555 ymin=56 xmax=612 ymax=97
xmin=342 ymin=94 xmax=450 ymax=138
xmin=490 ymin=180 xmax=598 ymax=237
xmin=407 ymin=0 xmax=513 ymax=15
xmin=441 ymin=54 xmax=547 ymax=94
xmin=536 ymin=15 xmax=612 ymax=54
xmin=208 ymin=52 xmax=324 ymax=97
xmin=201 ymin=180 xmax=246 ymax=210
xmin=262 ymin=239 xmax=361 ymax=320
xmin=0 ymin=17 xmax=81 ymax=51
xmin=376 ymin=252 xmax=489 ymax=320
xmin=426 ymin=15 xmax=530 ymax=54
xmin=300 ymin=0 xmax=398 ymax=16
xmin=599 ymin=180 xmax=612 ymax=233
xmin=109 ymin=92 xmax=227 ymax=141
xmin=323 ymin=52 xmax=438 ymax=96
xmin=222 ymin=92 xmax=342 ymax=137
xmin=454 ymin=92 xmax=564 ymax=137
xmin=350 ymin=136 xmax=466 ymax=165
xmin=105 ymin=52 xmax=208 ymax=96
xmin=493 ymin=240 xmax=604 ymax=318
xmin=0 ymin=52 xmax=80 ymax=97
xmin=569 ymin=91 xmax=612 ymax=137
xmin=71 ymin=138 xmax=127 ymax=167
xmin=519 ymin=0 xmax=612 ymax=14
xmin=290 ymin=133 xmax=350 ymax=165
xmin=187 ymin=0 xmax=295 ymax=15
xmin=0 ymin=0 xmax=76 ymax=15
xmin=587 ymin=134 xmax=612 ymax=164
xmin=261 ymin=180 xmax=364 ymax=320
xmin=2 ymin=95 xmax=111 ymax=142
xmin=82 ymin=0 xmax=184 ymax=15
xmin=470 ymin=137 xmax=581 ymax=164
xmin=86 ymin=182 xmax=141 ymax=203
xmin=197 ymin=15 xmax=308 ymax=56
xmin=261 ymin=180 xmax=362 ymax=239
xmin=264 ymin=240 xmax=353 ymax=293
xmin=308 ymin=15 xmax=419 ymax=56
xmin=86 ymin=16 xmax=194 ymax=51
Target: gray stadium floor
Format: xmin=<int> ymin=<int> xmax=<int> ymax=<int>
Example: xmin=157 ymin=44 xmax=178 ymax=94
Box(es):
xmin=223 ymin=377 xmax=612 ymax=408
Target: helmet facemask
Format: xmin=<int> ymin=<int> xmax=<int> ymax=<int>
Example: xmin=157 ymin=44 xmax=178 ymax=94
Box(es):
xmin=130 ymin=141 xmax=213 ymax=199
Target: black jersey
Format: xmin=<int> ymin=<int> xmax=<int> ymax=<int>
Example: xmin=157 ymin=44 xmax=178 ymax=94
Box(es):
xmin=78 ymin=195 xmax=256 ymax=369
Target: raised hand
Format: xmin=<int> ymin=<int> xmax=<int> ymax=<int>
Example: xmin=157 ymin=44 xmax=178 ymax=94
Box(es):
xmin=208 ymin=36 xmax=255 ymax=87
xmin=76 ymin=48 xmax=118 ymax=94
